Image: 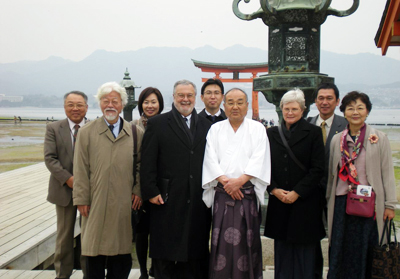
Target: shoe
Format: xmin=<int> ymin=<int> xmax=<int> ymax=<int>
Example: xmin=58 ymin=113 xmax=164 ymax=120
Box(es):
xmin=139 ymin=275 xmax=149 ymax=279
xmin=149 ymin=266 xmax=154 ymax=277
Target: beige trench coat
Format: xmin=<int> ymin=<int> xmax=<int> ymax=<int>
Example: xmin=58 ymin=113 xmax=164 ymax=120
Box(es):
xmin=327 ymin=124 xmax=397 ymax=244
xmin=73 ymin=117 xmax=143 ymax=256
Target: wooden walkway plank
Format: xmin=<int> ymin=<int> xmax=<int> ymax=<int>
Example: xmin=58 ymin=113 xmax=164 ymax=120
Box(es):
xmin=0 ymin=269 xmax=144 ymax=279
xmin=0 ymin=203 xmax=53 ymax=230
xmin=0 ymin=207 xmax=55 ymax=237
xmin=0 ymin=210 xmax=56 ymax=246
xmin=0 ymin=197 xmax=49 ymax=224
xmin=0 ymin=223 xmax=56 ymax=268
xmin=0 ymin=191 xmax=47 ymax=214
xmin=0 ymin=217 xmax=55 ymax=255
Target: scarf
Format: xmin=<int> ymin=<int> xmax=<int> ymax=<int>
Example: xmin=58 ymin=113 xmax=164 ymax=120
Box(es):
xmin=338 ymin=124 xmax=366 ymax=185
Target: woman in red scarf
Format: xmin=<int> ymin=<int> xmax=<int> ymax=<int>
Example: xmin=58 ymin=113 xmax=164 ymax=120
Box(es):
xmin=326 ymin=91 xmax=397 ymax=279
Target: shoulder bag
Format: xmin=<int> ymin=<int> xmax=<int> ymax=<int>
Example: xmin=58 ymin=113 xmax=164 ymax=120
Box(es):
xmin=277 ymin=125 xmax=307 ymax=172
xmin=346 ymin=188 xmax=376 ymax=218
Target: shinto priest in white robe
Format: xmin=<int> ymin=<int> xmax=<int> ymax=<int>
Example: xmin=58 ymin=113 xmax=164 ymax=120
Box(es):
xmin=202 ymin=118 xmax=271 ymax=208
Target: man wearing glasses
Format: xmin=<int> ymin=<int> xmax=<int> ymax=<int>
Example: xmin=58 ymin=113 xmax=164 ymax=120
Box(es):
xmin=141 ymin=80 xmax=212 ymax=279
xmin=44 ymin=91 xmax=88 ymax=279
xmin=198 ymin=78 xmax=226 ymax=124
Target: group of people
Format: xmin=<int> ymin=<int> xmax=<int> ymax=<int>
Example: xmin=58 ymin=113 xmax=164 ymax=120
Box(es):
xmin=44 ymin=78 xmax=396 ymax=279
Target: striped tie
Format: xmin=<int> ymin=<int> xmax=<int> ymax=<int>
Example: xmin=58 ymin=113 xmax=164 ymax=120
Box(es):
xmin=73 ymin=125 xmax=80 ymax=146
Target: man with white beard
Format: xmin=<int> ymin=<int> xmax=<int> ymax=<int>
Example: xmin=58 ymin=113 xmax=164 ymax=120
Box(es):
xmin=73 ymin=82 xmax=144 ymax=279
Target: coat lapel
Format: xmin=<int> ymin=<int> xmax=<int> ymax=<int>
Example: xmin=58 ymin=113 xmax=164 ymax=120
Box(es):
xmin=59 ymin=119 xmax=74 ymax=162
xmin=96 ymin=117 xmax=117 ymax=142
xmin=167 ymin=111 xmax=192 ymax=149
xmin=326 ymin=114 xmax=346 ymax=153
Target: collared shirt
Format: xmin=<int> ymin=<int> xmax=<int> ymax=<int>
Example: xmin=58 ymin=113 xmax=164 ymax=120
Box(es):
xmin=204 ymin=108 xmax=222 ymax=117
xmin=68 ymin=118 xmax=86 ymax=148
xmin=182 ymin=113 xmax=192 ymax=128
xmin=316 ymin=114 xmax=335 ymax=137
xmin=104 ymin=117 xmax=121 ymax=138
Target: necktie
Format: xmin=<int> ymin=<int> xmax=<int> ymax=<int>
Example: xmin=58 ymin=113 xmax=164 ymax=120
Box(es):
xmin=109 ymin=124 xmax=116 ymax=138
xmin=73 ymin=124 xmax=80 ymax=146
xmin=321 ymin=121 xmax=327 ymax=146
xmin=184 ymin=118 xmax=190 ymax=128
xmin=211 ymin=115 xmax=216 ymax=122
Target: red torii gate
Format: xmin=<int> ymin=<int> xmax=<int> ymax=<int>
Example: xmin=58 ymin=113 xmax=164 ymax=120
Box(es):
xmin=192 ymin=59 xmax=268 ymax=120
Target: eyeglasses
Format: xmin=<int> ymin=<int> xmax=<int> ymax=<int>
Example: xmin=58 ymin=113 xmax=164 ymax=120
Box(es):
xmin=176 ymin=93 xmax=195 ymax=99
xmin=65 ymin=103 xmax=86 ymax=109
xmin=101 ymin=99 xmax=121 ymax=107
xmin=283 ymin=108 xmax=301 ymax=113
xmin=345 ymin=107 xmax=366 ymax=113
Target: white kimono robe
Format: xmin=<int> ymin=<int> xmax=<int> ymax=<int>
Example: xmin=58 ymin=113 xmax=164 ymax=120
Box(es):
xmin=202 ymin=118 xmax=271 ymax=208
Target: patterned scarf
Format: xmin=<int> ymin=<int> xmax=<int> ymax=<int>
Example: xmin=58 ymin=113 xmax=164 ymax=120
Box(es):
xmin=338 ymin=124 xmax=367 ymax=185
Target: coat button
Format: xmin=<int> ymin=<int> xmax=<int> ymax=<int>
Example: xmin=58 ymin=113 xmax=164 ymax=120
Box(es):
xmin=190 ymin=151 xmax=194 ymax=154
xmin=187 ymin=200 xmax=190 ymax=203
xmin=284 ymin=154 xmax=287 ymax=158
xmin=190 ymin=175 xmax=193 ymax=179
xmin=284 ymin=167 xmax=287 ymax=171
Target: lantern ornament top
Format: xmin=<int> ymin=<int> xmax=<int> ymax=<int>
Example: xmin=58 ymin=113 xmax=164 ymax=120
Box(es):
xmin=233 ymin=0 xmax=359 ymax=22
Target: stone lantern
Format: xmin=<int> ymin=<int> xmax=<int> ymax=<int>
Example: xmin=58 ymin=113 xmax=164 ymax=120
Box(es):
xmin=120 ymin=68 xmax=140 ymax=121
xmin=233 ymin=0 xmax=359 ymax=121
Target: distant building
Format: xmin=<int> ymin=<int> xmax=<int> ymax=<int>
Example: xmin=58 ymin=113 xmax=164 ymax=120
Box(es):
xmin=0 ymin=94 xmax=23 ymax=102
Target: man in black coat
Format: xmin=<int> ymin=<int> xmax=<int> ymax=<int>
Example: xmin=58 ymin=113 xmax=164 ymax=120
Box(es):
xmin=307 ymin=83 xmax=347 ymax=279
xmin=198 ymin=78 xmax=226 ymax=123
xmin=141 ymin=79 xmax=212 ymax=279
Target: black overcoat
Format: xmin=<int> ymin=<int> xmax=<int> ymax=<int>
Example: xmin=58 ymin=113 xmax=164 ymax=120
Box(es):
xmin=264 ymin=118 xmax=325 ymax=244
xmin=140 ymin=109 xmax=212 ymax=262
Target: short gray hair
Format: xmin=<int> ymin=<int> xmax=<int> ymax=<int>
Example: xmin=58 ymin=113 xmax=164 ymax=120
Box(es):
xmin=96 ymin=82 xmax=128 ymax=106
xmin=224 ymin=88 xmax=248 ymax=102
xmin=173 ymin=80 xmax=197 ymax=95
xmin=280 ymin=88 xmax=306 ymax=110
xmin=64 ymin=91 xmax=88 ymax=103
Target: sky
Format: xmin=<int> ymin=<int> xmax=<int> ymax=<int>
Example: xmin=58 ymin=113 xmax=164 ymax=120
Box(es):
xmin=0 ymin=0 xmax=399 ymax=64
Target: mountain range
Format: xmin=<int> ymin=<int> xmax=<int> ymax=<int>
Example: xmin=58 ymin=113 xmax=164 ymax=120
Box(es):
xmin=0 ymin=44 xmax=399 ymax=107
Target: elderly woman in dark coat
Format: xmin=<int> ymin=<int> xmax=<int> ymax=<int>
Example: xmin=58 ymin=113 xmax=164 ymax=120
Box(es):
xmin=264 ymin=88 xmax=325 ymax=279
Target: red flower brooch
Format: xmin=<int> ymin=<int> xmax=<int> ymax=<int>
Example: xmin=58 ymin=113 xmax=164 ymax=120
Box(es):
xmin=368 ymin=134 xmax=379 ymax=144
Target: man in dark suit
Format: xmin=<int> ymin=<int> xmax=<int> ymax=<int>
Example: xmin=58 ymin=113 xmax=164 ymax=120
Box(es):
xmin=44 ymin=91 xmax=88 ymax=279
xmin=198 ymin=78 xmax=226 ymax=123
xmin=141 ymin=80 xmax=212 ymax=279
xmin=307 ymin=83 xmax=347 ymax=279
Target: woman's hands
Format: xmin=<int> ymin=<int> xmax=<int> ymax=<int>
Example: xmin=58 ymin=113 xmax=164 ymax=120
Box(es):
xmin=271 ymin=188 xmax=299 ymax=204
xmin=384 ymin=208 xmax=395 ymax=220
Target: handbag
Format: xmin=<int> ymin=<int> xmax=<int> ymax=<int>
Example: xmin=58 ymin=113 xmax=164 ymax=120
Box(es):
xmin=371 ymin=219 xmax=400 ymax=279
xmin=345 ymin=188 xmax=376 ymax=218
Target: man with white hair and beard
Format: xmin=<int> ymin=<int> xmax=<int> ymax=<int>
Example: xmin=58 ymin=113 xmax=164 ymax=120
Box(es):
xmin=73 ymin=82 xmax=144 ymax=279
xmin=141 ymin=80 xmax=212 ymax=279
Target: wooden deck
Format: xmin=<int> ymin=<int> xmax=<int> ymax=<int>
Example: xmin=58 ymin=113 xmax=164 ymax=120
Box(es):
xmin=0 ymin=269 xmax=142 ymax=278
xmin=0 ymin=163 xmax=80 ymax=270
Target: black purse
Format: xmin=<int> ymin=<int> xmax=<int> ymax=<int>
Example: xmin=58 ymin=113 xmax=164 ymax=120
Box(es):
xmin=371 ymin=218 xmax=400 ymax=279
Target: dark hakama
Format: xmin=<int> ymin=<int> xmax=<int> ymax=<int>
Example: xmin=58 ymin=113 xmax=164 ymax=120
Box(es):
xmin=209 ymin=184 xmax=263 ymax=279
xmin=328 ymin=195 xmax=378 ymax=279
